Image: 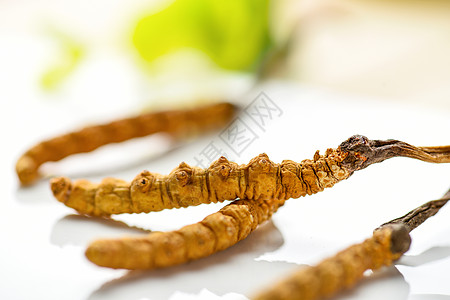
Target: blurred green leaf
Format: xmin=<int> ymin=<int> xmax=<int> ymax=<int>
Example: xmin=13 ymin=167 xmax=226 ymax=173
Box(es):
xmin=133 ymin=0 xmax=272 ymax=71
xmin=41 ymin=31 xmax=84 ymax=91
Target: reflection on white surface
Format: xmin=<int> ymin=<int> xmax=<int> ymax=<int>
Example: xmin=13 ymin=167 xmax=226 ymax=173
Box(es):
xmin=50 ymin=215 xmax=152 ymax=247
xmin=398 ymin=255 xmax=450 ymax=296
xmin=400 ymin=247 xmax=450 ymax=267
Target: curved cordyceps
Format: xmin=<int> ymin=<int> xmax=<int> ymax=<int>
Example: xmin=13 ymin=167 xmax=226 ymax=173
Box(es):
xmin=50 ymin=149 xmax=351 ymax=217
xmin=16 ymin=102 xmax=238 ymax=185
xmin=85 ymin=197 xmax=285 ymax=269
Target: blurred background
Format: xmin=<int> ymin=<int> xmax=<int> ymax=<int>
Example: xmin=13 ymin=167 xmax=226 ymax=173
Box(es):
xmin=1 ymin=0 xmax=450 ymax=112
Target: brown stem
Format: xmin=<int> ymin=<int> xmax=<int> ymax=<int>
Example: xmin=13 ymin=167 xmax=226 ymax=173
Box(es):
xmin=380 ymin=189 xmax=450 ymax=232
xmin=339 ymin=135 xmax=450 ymax=174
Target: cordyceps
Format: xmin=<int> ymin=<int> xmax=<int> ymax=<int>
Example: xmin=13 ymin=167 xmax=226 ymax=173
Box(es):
xmin=15 ymin=102 xmax=237 ymax=185
xmin=50 ymin=135 xmax=450 ymax=217
xmin=46 ymin=135 xmax=450 ymax=270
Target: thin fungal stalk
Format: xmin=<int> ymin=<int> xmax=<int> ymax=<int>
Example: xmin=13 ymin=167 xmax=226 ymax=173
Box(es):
xmin=380 ymin=192 xmax=450 ymax=232
xmin=85 ymin=197 xmax=285 ymax=269
xmin=253 ymin=189 xmax=450 ymax=300
xmin=16 ymin=102 xmax=237 ymax=185
xmin=50 ymin=135 xmax=450 ymax=217
xmin=338 ymin=136 xmax=450 ymax=173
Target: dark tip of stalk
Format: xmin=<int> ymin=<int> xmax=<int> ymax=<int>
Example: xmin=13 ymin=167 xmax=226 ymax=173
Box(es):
xmin=339 ymin=135 xmax=450 ymax=174
xmin=338 ymin=135 xmax=378 ymax=173
xmin=339 ymin=135 xmax=413 ymax=173
xmin=387 ymin=224 xmax=411 ymax=255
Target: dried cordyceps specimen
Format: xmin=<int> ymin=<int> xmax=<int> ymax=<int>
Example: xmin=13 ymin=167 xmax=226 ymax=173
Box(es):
xmin=50 ymin=135 xmax=450 ymax=217
xmin=16 ymin=102 xmax=237 ymax=185
xmin=85 ymin=197 xmax=285 ymax=269
xmin=50 ymin=150 xmax=350 ymax=217
xmin=48 ymin=135 xmax=450 ymax=272
xmin=253 ymin=189 xmax=450 ymax=300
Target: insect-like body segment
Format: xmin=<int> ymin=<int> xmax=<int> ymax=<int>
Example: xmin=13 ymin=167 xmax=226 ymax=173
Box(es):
xmin=50 ymin=149 xmax=350 ymax=217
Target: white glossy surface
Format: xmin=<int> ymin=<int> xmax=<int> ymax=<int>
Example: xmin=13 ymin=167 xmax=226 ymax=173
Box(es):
xmin=1 ymin=39 xmax=450 ymax=300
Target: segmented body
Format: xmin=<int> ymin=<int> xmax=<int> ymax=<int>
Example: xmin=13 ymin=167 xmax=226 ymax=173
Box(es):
xmin=16 ymin=102 xmax=236 ymax=185
xmin=51 ymin=149 xmax=350 ymax=217
xmin=86 ymin=197 xmax=285 ymax=269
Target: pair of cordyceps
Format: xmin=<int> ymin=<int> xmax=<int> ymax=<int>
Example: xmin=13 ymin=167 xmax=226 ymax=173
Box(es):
xmin=16 ymin=102 xmax=450 ymax=300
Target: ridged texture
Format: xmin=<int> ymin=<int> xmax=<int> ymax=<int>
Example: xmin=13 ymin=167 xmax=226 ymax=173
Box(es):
xmin=50 ymin=149 xmax=350 ymax=216
xmin=16 ymin=102 xmax=237 ymax=185
xmin=85 ymin=197 xmax=285 ymax=269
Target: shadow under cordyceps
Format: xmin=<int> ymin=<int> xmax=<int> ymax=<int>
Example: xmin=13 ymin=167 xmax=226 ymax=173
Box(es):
xmin=50 ymin=214 xmax=152 ymax=247
xmin=398 ymin=246 xmax=450 ymax=267
xmin=14 ymin=179 xmax=55 ymax=204
xmin=88 ymin=220 xmax=299 ymax=300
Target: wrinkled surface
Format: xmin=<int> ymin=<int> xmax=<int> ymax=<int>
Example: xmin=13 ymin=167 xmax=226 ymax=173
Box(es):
xmin=50 ymin=149 xmax=350 ymax=217
xmin=85 ymin=198 xmax=285 ymax=269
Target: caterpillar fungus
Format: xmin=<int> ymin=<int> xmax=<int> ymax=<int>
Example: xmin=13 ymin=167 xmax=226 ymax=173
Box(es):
xmin=15 ymin=102 xmax=237 ymax=185
xmin=85 ymin=197 xmax=286 ymax=269
xmin=50 ymin=135 xmax=450 ymax=217
xmin=48 ymin=135 xmax=450 ymax=270
xmin=50 ymin=149 xmax=350 ymax=217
